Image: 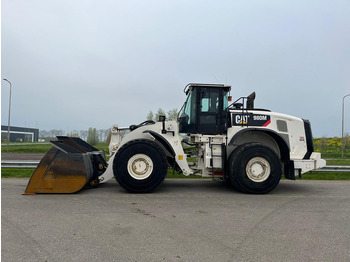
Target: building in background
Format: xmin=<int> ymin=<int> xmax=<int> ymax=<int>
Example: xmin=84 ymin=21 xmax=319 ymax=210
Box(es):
xmin=1 ymin=125 xmax=39 ymax=142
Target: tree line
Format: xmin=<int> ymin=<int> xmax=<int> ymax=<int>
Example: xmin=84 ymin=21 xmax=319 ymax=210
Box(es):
xmin=146 ymin=108 xmax=178 ymax=121
xmin=39 ymin=128 xmax=110 ymax=145
xmin=39 ymin=108 xmax=178 ymax=145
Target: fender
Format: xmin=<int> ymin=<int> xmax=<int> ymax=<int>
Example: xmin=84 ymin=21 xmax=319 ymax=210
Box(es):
xmin=143 ymin=130 xmax=193 ymax=176
xmin=228 ymin=128 xmax=295 ymax=179
xmin=143 ymin=130 xmax=176 ymax=157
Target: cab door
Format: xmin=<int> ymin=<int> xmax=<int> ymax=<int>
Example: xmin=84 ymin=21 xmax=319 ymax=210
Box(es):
xmin=178 ymin=85 xmax=230 ymax=135
xmin=197 ymin=87 xmax=227 ymax=134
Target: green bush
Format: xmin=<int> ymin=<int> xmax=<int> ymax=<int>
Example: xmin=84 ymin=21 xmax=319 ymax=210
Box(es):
xmin=314 ymin=137 xmax=350 ymax=158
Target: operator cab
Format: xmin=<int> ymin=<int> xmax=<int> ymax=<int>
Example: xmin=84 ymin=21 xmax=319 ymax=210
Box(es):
xmin=178 ymin=83 xmax=231 ymax=135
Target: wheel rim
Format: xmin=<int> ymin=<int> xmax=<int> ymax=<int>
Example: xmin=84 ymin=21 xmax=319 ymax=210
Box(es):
xmin=127 ymin=154 xmax=153 ymax=180
xmin=246 ymin=157 xmax=271 ymax=182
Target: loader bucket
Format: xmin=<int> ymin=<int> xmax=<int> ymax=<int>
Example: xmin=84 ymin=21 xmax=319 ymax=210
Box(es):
xmin=24 ymin=136 xmax=107 ymax=194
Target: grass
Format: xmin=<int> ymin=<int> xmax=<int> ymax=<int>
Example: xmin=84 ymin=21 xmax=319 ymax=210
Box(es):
xmin=1 ymin=169 xmax=34 ymax=178
xmin=302 ymin=171 xmax=350 ymax=180
xmin=1 ymin=143 xmax=52 ymax=154
xmin=323 ymin=159 xmax=350 ymax=165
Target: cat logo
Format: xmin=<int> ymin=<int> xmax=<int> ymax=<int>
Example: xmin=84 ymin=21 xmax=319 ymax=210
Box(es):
xmin=232 ymin=113 xmax=271 ymax=127
xmin=235 ymin=115 xmax=249 ymax=125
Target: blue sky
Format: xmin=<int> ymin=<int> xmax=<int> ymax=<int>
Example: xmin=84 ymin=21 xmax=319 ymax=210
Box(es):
xmin=2 ymin=0 xmax=350 ymax=137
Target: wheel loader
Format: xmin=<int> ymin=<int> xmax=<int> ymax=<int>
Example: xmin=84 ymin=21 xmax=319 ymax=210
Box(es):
xmin=24 ymin=83 xmax=326 ymax=194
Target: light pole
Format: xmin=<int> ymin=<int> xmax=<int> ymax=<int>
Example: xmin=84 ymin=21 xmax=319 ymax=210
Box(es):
xmin=342 ymin=94 xmax=350 ymax=158
xmin=3 ymin=78 xmax=12 ymax=152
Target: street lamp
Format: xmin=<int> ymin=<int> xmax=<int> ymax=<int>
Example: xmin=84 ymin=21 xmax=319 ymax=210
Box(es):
xmin=3 ymin=78 xmax=12 ymax=152
xmin=342 ymin=94 xmax=350 ymax=158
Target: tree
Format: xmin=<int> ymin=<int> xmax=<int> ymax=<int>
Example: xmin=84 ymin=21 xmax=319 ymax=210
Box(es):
xmin=106 ymin=130 xmax=112 ymax=145
xmin=146 ymin=111 xmax=154 ymax=121
xmin=167 ymin=109 xmax=178 ymax=121
xmin=87 ymin=128 xmax=99 ymax=145
xmin=39 ymin=130 xmax=50 ymax=139
xmin=146 ymin=108 xmax=178 ymax=121
xmin=98 ymin=129 xmax=109 ymax=142
xmin=79 ymin=130 xmax=88 ymax=141
xmin=49 ymin=129 xmax=64 ymax=140
xmin=67 ymin=130 xmax=79 ymax=137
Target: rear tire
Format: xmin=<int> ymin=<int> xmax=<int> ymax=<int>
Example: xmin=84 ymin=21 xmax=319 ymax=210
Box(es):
xmin=113 ymin=140 xmax=167 ymax=193
xmin=228 ymin=143 xmax=282 ymax=194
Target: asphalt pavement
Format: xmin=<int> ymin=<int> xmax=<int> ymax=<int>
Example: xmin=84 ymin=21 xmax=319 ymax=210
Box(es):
xmin=2 ymin=178 xmax=350 ymax=262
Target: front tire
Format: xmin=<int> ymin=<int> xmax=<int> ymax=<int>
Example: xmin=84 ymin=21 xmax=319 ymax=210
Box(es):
xmin=113 ymin=140 xmax=167 ymax=193
xmin=228 ymin=143 xmax=282 ymax=194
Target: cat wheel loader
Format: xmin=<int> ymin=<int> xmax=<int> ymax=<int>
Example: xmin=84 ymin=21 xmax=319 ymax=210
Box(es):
xmin=24 ymin=83 xmax=326 ymax=194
